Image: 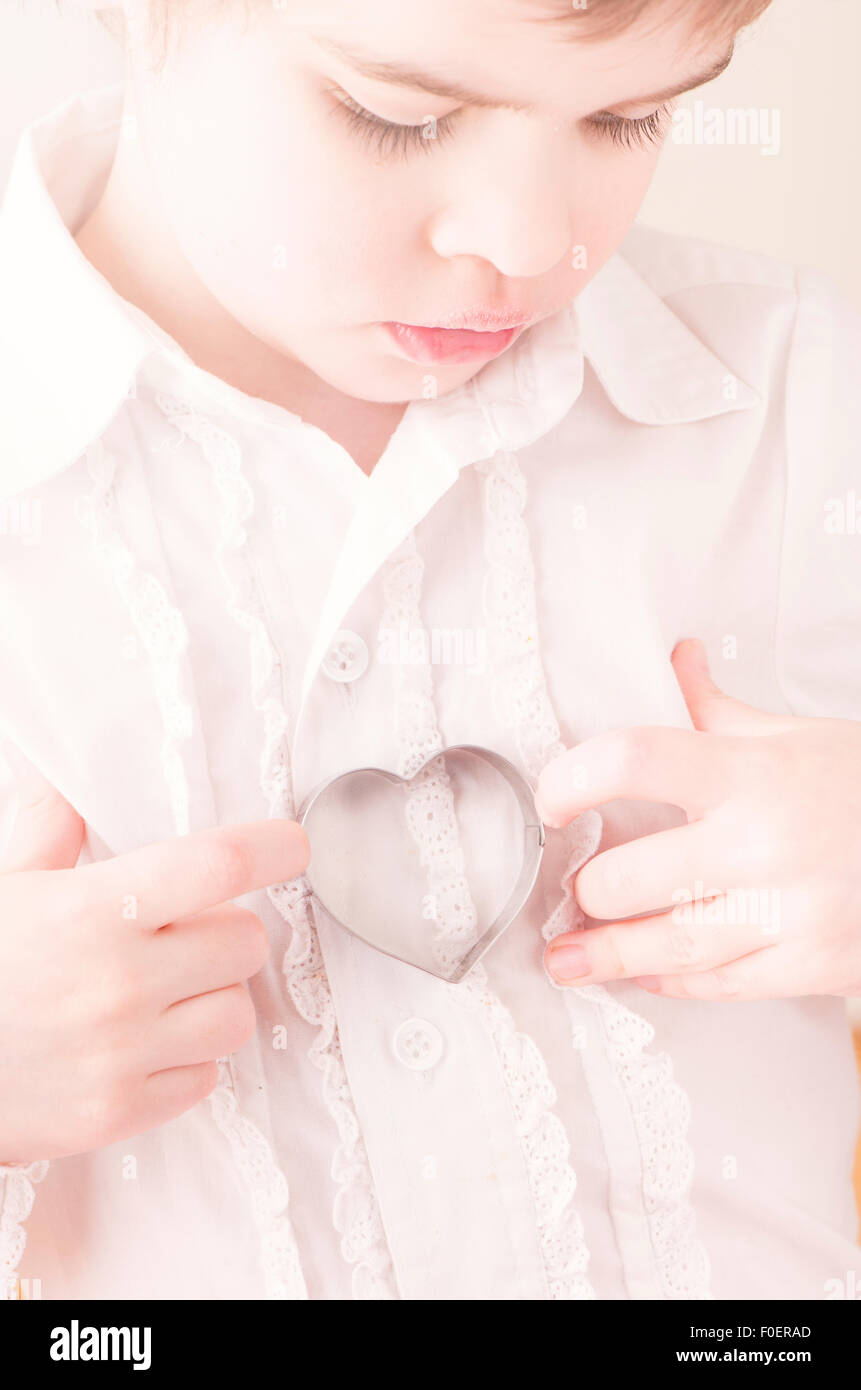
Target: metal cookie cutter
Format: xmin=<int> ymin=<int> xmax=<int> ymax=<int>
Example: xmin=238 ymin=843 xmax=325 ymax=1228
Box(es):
xmin=296 ymin=744 xmax=546 ymax=984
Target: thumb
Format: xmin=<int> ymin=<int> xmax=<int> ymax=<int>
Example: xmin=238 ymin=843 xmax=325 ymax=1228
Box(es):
xmin=671 ymin=638 xmax=801 ymax=736
xmin=0 ymin=742 xmax=86 ymax=873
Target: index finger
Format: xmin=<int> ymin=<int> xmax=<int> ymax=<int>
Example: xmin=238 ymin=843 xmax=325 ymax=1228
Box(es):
xmin=64 ymin=818 xmax=311 ymax=930
xmin=535 ymin=726 xmax=734 ymax=828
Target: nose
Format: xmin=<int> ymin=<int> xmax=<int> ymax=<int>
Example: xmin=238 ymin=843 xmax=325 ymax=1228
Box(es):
xmin=427 ymin=113 xmax=574 ymax=280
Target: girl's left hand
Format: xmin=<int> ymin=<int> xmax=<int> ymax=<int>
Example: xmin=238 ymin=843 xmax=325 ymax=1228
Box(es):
xmin=534 ymin=638 xmax=861 ymax=1000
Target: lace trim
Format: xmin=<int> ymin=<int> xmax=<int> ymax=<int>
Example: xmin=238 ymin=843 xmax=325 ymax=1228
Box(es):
xmin=379 ymin=535 xmax=594 ymax=1300
xmin=74 ymin=438 xmax=193 ymax=836
xmin=476 ymin=448 xmax=569 ymax=780
xmin=76 ymin=434 xmax=309 ymax=1301
xmin=476 ymin=444 xmax=713 ymax=1300
xmin=155 ymin=394 xmax=398 ymax=1300
xmin=0 ymin=1159 xmax=49 ymax=1299
xmin=542 ymin=844 xmax=712 ymax=1300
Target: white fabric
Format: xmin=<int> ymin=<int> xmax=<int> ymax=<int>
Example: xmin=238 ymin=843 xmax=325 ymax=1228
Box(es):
xmin=0 ymin=83 xmax=859 ymax=1301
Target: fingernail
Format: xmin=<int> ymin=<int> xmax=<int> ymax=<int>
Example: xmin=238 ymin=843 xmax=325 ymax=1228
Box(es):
xmin=534 ymin=789 xmax=566 ymax=829
xmin=545 ymin=942 xmax=590 ymax=982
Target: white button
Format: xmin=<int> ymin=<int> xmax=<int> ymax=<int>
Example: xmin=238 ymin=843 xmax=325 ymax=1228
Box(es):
xmin=321 ymin=630 xmax=369 ymax=683
xmin=392 ymin=1018 xmax=445 ymax=1071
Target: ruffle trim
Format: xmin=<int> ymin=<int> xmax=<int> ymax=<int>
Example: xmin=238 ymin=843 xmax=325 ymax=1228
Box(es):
xmin=76 ymin=430 xmax=310 ymax=1300
xmin=477 ymin=448 xmax=569 ymax=779
xmin=0 ymin=1159 xmax=49 ymax=1299
xmin=155 ymin=394 xmax=398 ymax=1300
xmin=477 ymin=442 xmax=713 ymax=1301
xmin=74 ymin=438 xmax=193 ymax=837
xmin=542 ymin=834 xmax=713 ymax=1300
xmin=379 ymin=536 xmax=594 ymax=1299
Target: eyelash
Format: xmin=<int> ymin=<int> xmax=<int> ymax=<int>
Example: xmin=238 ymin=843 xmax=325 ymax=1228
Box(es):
xmin=334 ymin=93 xmax=673 ymax=159
xmin=586 ymin=104 xmax=673 ymax=151
xmin=335 ymin=95 xmax=458 ymax=158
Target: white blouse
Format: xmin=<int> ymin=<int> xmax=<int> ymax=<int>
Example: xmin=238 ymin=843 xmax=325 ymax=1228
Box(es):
xmin=0 ymin=82 xmax=859 ymax=1302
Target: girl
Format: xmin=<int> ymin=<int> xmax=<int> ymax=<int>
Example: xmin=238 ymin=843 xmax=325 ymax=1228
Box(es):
xmin=0 ymin=0 xmax=859 ymax=1300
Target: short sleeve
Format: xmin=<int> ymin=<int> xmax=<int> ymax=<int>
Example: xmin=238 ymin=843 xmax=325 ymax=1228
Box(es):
xmin=774 ymin=267 xmax=861 ymax=720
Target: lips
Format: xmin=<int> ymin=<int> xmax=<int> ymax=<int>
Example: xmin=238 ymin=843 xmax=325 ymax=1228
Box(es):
xmin=382 ymin=321 xmax=525 ymax=365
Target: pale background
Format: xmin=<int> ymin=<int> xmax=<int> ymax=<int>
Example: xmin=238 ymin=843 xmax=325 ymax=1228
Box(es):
xmin=1 ymin=0 xmax=860 ymax=1041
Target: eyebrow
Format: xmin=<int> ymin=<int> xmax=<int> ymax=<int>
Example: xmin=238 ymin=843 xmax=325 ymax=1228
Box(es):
xmin=310 ymin=33 xmax=736 ymax=114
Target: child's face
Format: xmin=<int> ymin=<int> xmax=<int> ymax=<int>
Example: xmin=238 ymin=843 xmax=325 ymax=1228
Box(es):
xmin=122 ymin=0 xmax=732 ymax=403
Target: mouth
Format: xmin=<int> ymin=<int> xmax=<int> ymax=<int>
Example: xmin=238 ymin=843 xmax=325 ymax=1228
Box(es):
xmin=382 ymin=320 xmax=528 ymax=365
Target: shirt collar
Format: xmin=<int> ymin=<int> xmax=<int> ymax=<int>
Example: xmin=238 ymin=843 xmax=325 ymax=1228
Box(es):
xmin=0 ymin=85 xmax=159 ymax=501
xmin=0 ymin=82 xmax=760 ymax=506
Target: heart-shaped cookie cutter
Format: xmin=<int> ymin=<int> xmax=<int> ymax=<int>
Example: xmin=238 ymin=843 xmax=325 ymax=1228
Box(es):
xmin=296 ymin=744 xmax=546 ymax=984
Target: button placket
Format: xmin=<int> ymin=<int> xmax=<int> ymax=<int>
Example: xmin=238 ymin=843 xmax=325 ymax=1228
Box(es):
xmin=333 ymin=680 xmax=358 ymax=712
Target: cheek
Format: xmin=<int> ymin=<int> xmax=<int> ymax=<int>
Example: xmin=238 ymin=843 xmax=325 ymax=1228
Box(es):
xmin=576 ymin=147 xmax=663 ymax=247
xmin=135 ymin=51 xmax=406 ymax=332
xmin=159 ymin=120 xmax=414 ymax=332
xmin=555 ymin=145 xmax=663 ymax=294
xmin=500 ymin=145 xmax=662 ymax=318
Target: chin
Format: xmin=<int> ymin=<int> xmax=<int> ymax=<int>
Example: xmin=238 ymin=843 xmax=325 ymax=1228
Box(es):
xmin=350 ymin=356 xmax=483 ymax=404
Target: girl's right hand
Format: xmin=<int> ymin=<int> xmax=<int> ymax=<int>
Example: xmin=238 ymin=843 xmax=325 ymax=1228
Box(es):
xmin=0 ymin=747 xmax=310 ymax=1164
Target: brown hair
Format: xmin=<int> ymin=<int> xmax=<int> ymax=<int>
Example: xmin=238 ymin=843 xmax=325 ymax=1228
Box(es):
xmin=101 ymin=0 xmax=774 ymax=67
xmin=541 ymin=0 xmax=773 ymax=44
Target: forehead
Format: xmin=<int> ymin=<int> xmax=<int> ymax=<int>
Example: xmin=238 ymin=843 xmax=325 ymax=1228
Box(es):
xmin=280 ymin=0 xmax=727 ymax=113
